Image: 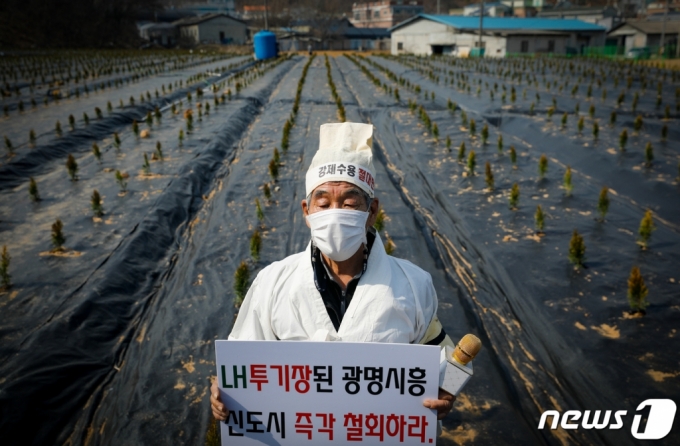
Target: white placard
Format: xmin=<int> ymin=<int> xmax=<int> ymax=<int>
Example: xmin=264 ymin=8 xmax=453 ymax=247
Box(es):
xmin=215 ymin=340 xmax=440 ymax=445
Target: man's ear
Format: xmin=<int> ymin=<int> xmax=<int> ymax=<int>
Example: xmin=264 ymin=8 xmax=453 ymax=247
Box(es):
xmin=366 ymin=197 xmax=379 ymax=228
xmin=301 ymin=199 xmax=311 ymax=228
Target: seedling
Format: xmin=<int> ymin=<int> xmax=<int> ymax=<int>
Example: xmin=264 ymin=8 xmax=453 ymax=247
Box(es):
xmin=458 ymin=142 xmax=466 ymax=162
xmin=29 ymin=129 xmax=36 ymax=145
xmin=268 ymin=159 xmax=279 ymax=180
xmin=92 ymin=143 xmax=101 ymax=162
xmin=250 ymin=230 xmax=262 ymax=261
xmin=593 ymin=121 xmax=599 ymax=140
xmin=481 ymin=124 xmax=488 ymax=144
xmin=234 ymin=261 xmax=250 ymax=307
xmin=467 ymin=150 xmax=476 ymax=175
xmin=142 ymin=153 xmax=150 ymax=175
xmin=4 ymin=136 xmax=13 ymax=155
xmin=373 ymin=208 xmax=386 ymax=232
xmin=66 ymin=154 xmax=78 ymax=181
xmin=179 ymin=129 xmax=185 ymax=147
xmin=91 ymin=190 xmax=104 ymax=217
xmin=51 ymin=219 xmax=66 ymax=251
xmin=538 ymin=154 xmax=548 ymax=179
xmin=597 ymin=186 xmax=609 ymax=221
xmin=56 ymin=120 xmax=62 ymax=136
xmin=115 ymin=170 xmax=127 ymax=193
xmin=485 ymin=161 xmax=494 ymax=190
xmin=29 ymin=177 xmax=40 ymax=201
xmin=509 ymin=183 xmax=520 ymax=209
xmin=509 ymin=146 xmax=517 ymax=166
xmin=610 ymin=111 xmax=616 ymax=125
xmin=535 ymin=205 xmax=545 ymax=233
xmin=588 ymin=104 xmax=595 ymax=119
xmin=644 ymin=142 xmax=653 ymax=166
xmin=633 ymin=115 xmax=643 ymax=133
xmin=446 ymin=135 xmax=451 ymax=151
xmin=114 ymin=132 xmax=121 ymax=149
xmin=68 ymin=114 xmax=75 ymax=131
xmin=263 ymin=183 xmax=271 ymax=200
xmin=563 ymin=166 xmax=573 ymax=196
xmin=255 ymin=198 xmax=264 ymax=222
xmin=561 ymin=113 xmax=567 ymax=129
xmin=577 ymin=116 xmax=584 ymax=134
xmin=661 ymin=124 xmax=668 ymax=141
xmin=568 ymin=229 xmax=586 ymax=268
xmin=83 ymin=112 xmax=89 ymax=126
xmin=433 ymin=123 xmax=439 ymax=140
xmin=619 ymin=129 xmax=628 ymax=151
xmin=638 ymin=209 xmax=655 ymax=249
xmin=0 ymin=245 xmax=10 ymax=291
xmin=627 ymin=266 xmax=648 ymax=314
xmin=469 ymin=119 xmax=476 ymax=137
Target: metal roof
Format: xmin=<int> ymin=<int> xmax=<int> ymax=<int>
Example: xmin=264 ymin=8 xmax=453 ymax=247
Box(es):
xmin=389 ymin=13 xmax=606 ymax=32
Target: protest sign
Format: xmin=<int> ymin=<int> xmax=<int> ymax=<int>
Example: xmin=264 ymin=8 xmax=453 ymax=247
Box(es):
xmin=215 ymin=340 xmax=440 ymax=445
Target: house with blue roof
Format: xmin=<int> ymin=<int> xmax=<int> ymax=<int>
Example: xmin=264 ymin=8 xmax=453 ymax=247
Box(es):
xmin=389 ymin=14 xmax=606 ymax=57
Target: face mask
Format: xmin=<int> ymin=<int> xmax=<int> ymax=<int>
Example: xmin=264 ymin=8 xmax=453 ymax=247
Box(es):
xmin=306 ymin=209 xmax=369 ymax=262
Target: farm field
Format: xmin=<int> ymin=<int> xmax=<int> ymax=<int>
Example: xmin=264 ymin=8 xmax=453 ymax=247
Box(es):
xmin=0 ymin=51 xmax=679 ymax=446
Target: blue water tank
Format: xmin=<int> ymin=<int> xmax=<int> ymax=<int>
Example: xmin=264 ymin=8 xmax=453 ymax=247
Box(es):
xmin=253 ymin=31 xmax=277 ymax=60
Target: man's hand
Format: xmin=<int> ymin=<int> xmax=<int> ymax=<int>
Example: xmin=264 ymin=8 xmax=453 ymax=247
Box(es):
xmin=210 ymin=379 xmax=229 ymax=421
xmin=423 ymin=389 xmax=455 ymax=420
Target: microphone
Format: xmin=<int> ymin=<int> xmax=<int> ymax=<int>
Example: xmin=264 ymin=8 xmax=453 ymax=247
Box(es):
xmin=439 ymin=334 xmax=482 ymax=397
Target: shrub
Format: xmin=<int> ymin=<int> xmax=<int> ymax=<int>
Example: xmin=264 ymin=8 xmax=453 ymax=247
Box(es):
xmin=638 ymin=209 xmax=655 ymax=248
xmin=255 ymin=198 xmax=264 ymax=222
xmin=509 ymin=183 xmax=520 ymax=209
xmin=66 ymin=154 xmax=78 ymax=181
xmin=484 ymin=161 xmax=494 ymax=190
xmin=597 ymin=186 xmax=609 ymax=221
xmin=234 ymin=261 xmax=250 ymax=307
xmin=535 ymin=205 xmax=545 ymax=233
xmin=29 ymin=177 xmax=40 ymax=201
xmin=91 ymin=190 xmax=104 ymax=217
xmin=644 ymin=142 xmax=653 ymax=166
xmin=374 ymin=208 xmax=386 ymax=232
xmin=509 ymin=146 xmax=517 ymax=166
xmin=467 ymin=150 xmax=476 ymax=175
xmin=568 ymin=229 xmax=586 ymax=268
xmin=250 ymin=230 xmax=262 ymax=260
xmin=115 ymin=170 xmax=128 ymax=193
xmin=563 ymin=166 xmax=573 ymax=196
xmin=538 ymin=154 xmax=548 ymax=179
xmin=51 ymin=219 xmax=66 ymax=251
xmin=92 ymin=143 xmax=101 ymax=162
xmin=619 ymin=129 xmax=628 ymax=151
xmin=627 ymin=266 xmax=649 ymax=314
xmin=458 ymin=142 xmax=466 ymax=162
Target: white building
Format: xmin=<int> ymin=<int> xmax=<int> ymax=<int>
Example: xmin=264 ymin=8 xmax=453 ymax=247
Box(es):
xmin=174 ymin=13 xmax=247 ymax=45
xmin=389 ymin=14 xmax=606 ymax=57
xmin=463 ymin=2 xmax=512 ymax=17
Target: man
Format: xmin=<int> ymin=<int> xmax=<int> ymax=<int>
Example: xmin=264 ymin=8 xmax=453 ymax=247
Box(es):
xmin=211 ymin=122 xmax=455 ymax=424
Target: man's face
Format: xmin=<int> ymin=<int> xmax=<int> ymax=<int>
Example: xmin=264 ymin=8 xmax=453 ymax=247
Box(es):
xmin=301 ymin=181 xmax=380 ymax=229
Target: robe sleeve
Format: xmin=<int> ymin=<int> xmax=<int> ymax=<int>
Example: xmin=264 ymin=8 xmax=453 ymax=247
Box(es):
xmin=228 ymin=272 xmax=278 ymax=340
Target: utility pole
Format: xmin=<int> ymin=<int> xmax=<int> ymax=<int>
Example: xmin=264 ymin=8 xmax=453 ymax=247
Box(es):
xmin=479 ymin=1 xmax=484 ymax=54
xmin=437 ymin=0 xmax=441 ymax=14
xmin=264 ymin=0 xmax=269 ymax=30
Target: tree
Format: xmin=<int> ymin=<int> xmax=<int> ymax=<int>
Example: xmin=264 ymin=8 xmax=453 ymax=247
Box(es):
xmin=66 ymin=154 xmax=78 ymax=181
xmin=535 ymin=205 xmax=545 ymax=233
xmin=638 ymin=209 xmax=655 ymax=249
xmin=597 ymin=187 xmax=609 ymax=221
xmin=91 ymin=190 xmax=104 ymax=217
xmin=627 ymin=266 xmax=649 ymax=314
xmin=568 ymin=229 xmax=586 ymax=268
xmin=250 ymin=230 xmax=262 ymax=261
xmin=509 ymin=183 xmax=520 ymax=209
xmin=538 ymin=154 xmax=548 ymax=179
xmin=29 ymin=177 xmax=40 ymax=201
xmin=485 ymin=161 xmax=494 ymax=190
xmin=467 ymin=150 xmax=476 ymax=176
xmin=51 ymin=219 xmax=66 ymax=251
xmin=0 ymin=245 xmax=10 ymax=291
xmin=234 ymin=261 xmax=250 ymax=307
